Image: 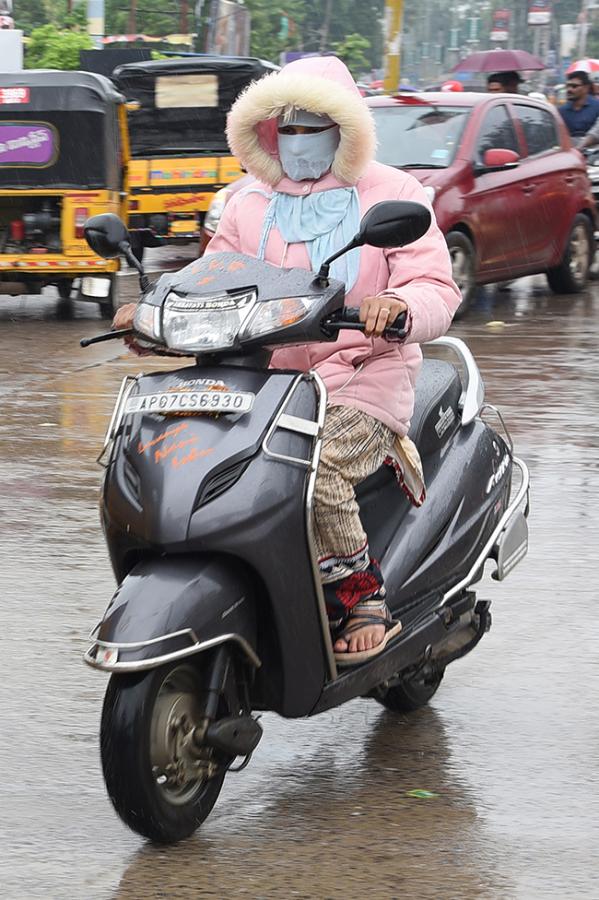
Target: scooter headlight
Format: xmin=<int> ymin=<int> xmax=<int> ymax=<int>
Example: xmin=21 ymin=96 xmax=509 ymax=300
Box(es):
xmin=133 ymin=301 xmax=162 ymax=340
xmin=162 ymin=288 xmax=257 ymax=352
xmin=240 ymin=296 xmax=314 ymax=340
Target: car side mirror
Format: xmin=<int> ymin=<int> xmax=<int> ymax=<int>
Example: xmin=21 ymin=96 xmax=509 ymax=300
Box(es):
xmin=475 ymin=148 xmax=520 ymax=174
xmin=314 ymin=201 xmax=431 ymax=285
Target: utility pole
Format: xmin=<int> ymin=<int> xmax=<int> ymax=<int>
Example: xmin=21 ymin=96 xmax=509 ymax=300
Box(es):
xmin=180 ymin=0 xmax=189 ymax=34
xmin=383 ymin=0 xmax=404 ymax=91
xmin=319 ymin=0 xmax=334 ymax=53
xmin=579 ymin=0 xmax=590 ymax=58
xmin=128 ymin=0 xmax=137 ymax=34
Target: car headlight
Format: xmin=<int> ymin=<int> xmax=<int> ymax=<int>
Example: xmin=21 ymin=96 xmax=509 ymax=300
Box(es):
xmin=133 ymin=301 xmax=162 ymax=340
xmin=423 ymin=185 xmax=437 ymax=203
xmin=203 ymin=188 xmax=229 ymax=234
xmin=162 ymin=288 xmax=257 ymax=352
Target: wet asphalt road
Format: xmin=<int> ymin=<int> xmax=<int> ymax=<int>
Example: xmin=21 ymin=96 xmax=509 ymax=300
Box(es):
xmin=1 ymin=253 xmax=598 ymax=899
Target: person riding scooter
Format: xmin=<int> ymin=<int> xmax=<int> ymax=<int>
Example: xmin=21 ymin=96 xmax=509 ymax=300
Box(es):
xmin=113 ymin=55 xmax=461 ymax=663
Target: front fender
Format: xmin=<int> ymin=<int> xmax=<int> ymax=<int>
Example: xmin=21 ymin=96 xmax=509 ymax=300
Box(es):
xmin=84 ymin=555 xmax=258 ymax=673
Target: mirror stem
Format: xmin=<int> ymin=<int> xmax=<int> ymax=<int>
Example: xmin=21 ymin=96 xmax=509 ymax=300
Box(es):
xmin=119 ymin=241 xmax=150 ymax=291
xmin=312 ymin=237 xmax=360 ymax=288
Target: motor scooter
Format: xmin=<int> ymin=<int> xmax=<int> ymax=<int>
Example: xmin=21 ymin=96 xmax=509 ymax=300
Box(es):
xmin=81 ymin=203 xmax=530 ymax=843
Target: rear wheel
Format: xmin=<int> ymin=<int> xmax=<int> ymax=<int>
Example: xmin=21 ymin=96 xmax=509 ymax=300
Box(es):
xmin=374 ymin=667 xmax=444 ymax=713
xmin=101 ymin=661 xmax=232 ymax=843
xmin=446 ymin=231 xmax=476 ymax=318
xmin=547 ymin=213 xmax=593 ymax=294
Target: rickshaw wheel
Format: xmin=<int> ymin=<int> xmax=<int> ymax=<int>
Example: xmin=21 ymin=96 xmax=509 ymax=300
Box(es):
xmin=99 ymin=274 xmax=119 ymax=318
xmin=57 ymin=278 xmax=74 ymax=300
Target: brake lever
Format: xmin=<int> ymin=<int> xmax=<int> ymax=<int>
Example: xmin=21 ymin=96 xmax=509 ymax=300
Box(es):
xmin=80 ymin=328 xmax=134 ymax=348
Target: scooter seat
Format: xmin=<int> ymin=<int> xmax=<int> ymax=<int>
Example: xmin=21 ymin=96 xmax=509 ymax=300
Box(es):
xmin=408 ymin=358 xmax=462 ymax=456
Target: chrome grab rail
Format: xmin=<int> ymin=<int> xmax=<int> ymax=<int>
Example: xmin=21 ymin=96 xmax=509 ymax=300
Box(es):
xmin=427 ymin=336 xmax=485 ymax=425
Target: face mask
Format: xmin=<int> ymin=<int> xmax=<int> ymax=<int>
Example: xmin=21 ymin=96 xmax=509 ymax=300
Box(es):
xmin=278 ymin=126 xmax=340 ymax=182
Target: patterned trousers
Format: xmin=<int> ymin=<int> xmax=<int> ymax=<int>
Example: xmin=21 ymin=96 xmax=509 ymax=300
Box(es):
xmin=313 ymin=405 xmax=395 ymax=620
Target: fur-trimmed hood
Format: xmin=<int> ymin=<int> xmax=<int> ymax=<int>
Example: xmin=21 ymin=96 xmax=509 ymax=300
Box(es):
xmin=226 ymin=56 xmax=376 ymax=188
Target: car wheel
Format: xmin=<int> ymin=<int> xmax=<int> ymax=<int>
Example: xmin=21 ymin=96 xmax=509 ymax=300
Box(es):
xmin=446 ymin=231 xmax=476 ymax=318
xmin=547 ymin=214 xmax=593 ymax=294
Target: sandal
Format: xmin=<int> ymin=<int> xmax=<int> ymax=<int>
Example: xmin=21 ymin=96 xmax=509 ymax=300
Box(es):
xmin=332 ymin=598 xmax=402 ymax=667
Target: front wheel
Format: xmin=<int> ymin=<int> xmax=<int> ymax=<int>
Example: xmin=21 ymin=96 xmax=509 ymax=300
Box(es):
xmin=446 ymin=231 xmax=476 ymax=319
xmin=101 ymin=661 xmax=230 ymax=843
xmin=547 ymin=213 xmax=593 ymax=294
xmin=374 ymin=667 xmax=445 ymax=713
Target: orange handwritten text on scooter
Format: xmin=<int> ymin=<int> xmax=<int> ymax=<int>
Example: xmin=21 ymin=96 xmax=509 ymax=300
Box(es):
xmin=137 ymin=422 xmax=189 ymax=455
xmin=171 ymin=446 xmax=214 ymax=468
xmin=154 ymin=436 xmax=198 ymax=463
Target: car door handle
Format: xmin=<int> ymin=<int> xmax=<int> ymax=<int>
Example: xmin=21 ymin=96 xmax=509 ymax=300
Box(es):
xmin=564 ymin=174 xmax=576 ymax=185
xmin=522 ymin=184 xmax=536 ymax=194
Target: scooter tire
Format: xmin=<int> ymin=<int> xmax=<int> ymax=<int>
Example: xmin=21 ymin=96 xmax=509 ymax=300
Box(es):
xmin=100 ymin=661 xmax=228 ymax=843
xmin=374 ymin=668 xmax=444 ymax=713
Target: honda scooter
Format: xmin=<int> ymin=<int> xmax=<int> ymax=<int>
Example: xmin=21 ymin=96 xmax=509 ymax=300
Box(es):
xmin=81 ymin=203 xmax=530 ymax=843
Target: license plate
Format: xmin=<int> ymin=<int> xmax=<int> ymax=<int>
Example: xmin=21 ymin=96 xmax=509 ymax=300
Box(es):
xmin=125 ymin=390 xmax=255 ymax=415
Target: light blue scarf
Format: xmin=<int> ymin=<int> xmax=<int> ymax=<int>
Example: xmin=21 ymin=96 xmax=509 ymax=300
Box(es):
xmin=255 ymin=187 xmax=361 ymax=292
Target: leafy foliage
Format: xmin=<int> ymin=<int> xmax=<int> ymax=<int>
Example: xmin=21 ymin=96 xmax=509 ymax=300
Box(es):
xmin=24 ymin=24 xmax=94 ymax=70
xmin=332 ymin=33 xmax=371 ymax=78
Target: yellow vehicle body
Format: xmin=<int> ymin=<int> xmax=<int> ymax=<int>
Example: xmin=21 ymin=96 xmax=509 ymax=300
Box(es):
xmin=0 ymin=188 xmax=122 ymax=277
xmin=127 ymin=154 xmax=243 ymax=240
xmin=112 ymin=57 xmax=277 ymax=251
xmin=0 ymin=71 xmax=130 ymax=312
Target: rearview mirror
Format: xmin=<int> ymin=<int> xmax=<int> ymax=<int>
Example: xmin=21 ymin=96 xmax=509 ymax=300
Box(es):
xmin=84 ymin=213 xmax=130 ymax=259
xmin=356 ymin=200 xmax=432 ymax=249
xmin=315 ymin=201 xmax=431 ymax=285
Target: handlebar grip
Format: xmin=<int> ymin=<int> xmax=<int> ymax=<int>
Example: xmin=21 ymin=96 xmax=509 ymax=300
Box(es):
xmin=80 ymin=328 xmax=133 ymax=348
xmin=385 ymin=310 xmax=408 ymax=339
xmin=342 ymin=306 xmax=408 ymax=339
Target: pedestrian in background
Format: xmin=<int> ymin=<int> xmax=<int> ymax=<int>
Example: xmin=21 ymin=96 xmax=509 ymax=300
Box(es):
xmin=487 ymin=71 xmax=522 ymax=94
xmin=559 ymin=71 xmax=599 ymax=140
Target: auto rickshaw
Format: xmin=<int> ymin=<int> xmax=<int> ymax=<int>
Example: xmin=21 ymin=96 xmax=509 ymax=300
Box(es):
xmin=111 ymin=56 xmax=277 ymax=259
xmin=0 ymin=70 xmax=130 ymax=314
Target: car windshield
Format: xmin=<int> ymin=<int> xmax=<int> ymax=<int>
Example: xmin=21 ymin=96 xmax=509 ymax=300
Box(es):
xmin=371 ymin=104 xmax=470 ymax=169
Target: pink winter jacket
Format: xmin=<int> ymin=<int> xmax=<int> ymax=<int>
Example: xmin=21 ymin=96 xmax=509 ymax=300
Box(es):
xmin=206 ymin=56 xmax=461 ymax=436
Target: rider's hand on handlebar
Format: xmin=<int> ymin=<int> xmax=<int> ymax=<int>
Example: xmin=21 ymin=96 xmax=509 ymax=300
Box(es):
xmin=112 ymin=302 xmax=137 ymax=332
xmin=111 ymin=302 xmax=153 ymax=356
xmin=360 ymin=295 xmax=407 ymax=337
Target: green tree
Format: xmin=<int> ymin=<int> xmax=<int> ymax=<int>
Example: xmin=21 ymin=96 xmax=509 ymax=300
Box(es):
xmin=15 ymin=0 xmax=90 ymax=34
xmin=104 ymin=0 xmax=193 ymax=37
xmin=25 ymin=24 xmax=94 ymax=70
xmin=332 ymin=33 xmax=371 ymax=78
xmin=12 ymin=0 xmax=50 ymax=34
xmin=243 ymin=0 xmax=306 ymax=61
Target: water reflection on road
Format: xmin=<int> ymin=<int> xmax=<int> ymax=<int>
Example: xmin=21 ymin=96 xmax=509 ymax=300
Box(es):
xmin=1 ymin=267 xmax=598 ymax=899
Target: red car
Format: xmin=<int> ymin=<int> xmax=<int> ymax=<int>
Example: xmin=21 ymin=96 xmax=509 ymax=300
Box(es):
xmin=368 ymin=92 xmax=595 ymax=313
xmin=201 ymin=92 xmax=595 ymax=315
